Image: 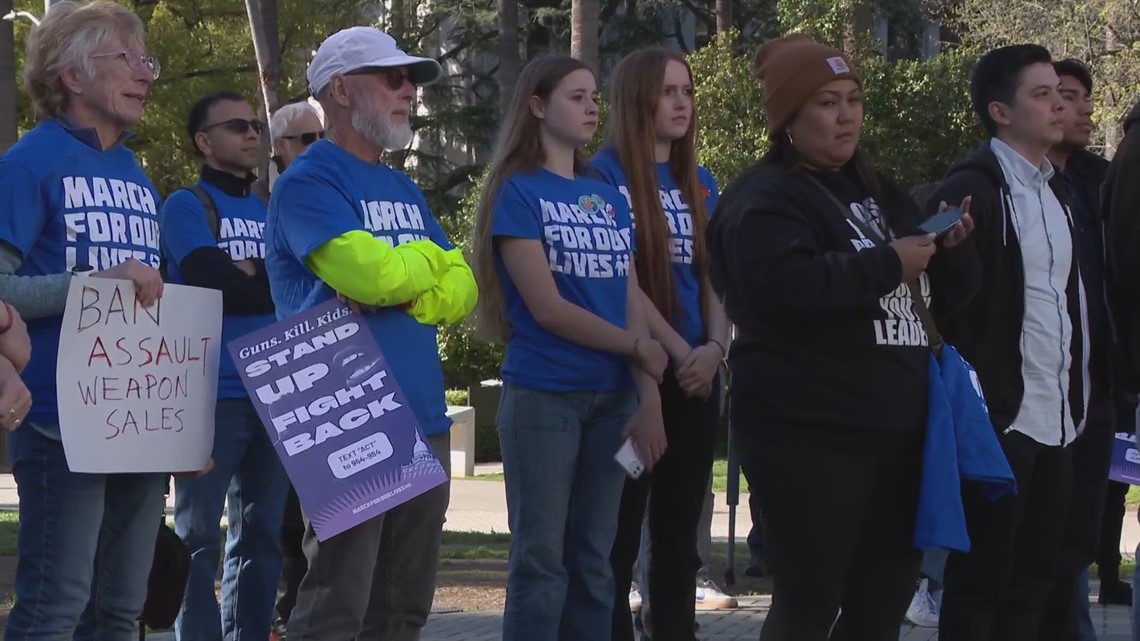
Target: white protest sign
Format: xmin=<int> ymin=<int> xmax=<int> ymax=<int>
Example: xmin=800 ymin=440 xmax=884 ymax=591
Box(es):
xmin=56 ymin=278 xmax=222 ymax=473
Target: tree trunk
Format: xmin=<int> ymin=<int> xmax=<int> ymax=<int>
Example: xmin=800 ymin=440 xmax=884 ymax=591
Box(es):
xmin=570 ymin=0 xmax=598 ymax=70
xmin=715 ymin=0 xmax=732 ymax=36
xmin=0 ymin=0 xmax=17 ymax=154
xmin=244 ymin=0 xmax=281 ymax=176
xmin=497 ymin=0 xmax=521 ymax=117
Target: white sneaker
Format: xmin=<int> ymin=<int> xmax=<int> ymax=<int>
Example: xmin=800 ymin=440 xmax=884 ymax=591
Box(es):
xmin=695 ymin=578 xmax=738 ymax=610
xmin=629 ymin=584 xmax=643 ymax=613
xmin=905 ymin=581 xmax=940 ymax=628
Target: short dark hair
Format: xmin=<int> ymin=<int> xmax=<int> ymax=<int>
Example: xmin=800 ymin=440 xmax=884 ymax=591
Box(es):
xmin=1054 ymin=58 xmax=1093 ymax=94
xmin=970 ymin=44 xmax=1054 ymax=137
xmin=187 ymin=90 xmax=248 ymax=156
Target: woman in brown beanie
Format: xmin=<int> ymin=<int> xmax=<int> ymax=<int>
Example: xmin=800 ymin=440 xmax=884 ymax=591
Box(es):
xmin=706 ymin=34 xmax=976 ymax=640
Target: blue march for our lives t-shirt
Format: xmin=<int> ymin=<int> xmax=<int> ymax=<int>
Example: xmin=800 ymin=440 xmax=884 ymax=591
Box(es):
xmin=161 ymin=182 xmax=276 ymax=399
xmin=265 ymin=139 xmax=454 ymax=437
xmin=590 ymin=146 xmax=719 ymax=348
xmin=492 ymin=169 xmax=635 ymax=392
xmin=0 ymin=119 xmax=162 ymax=427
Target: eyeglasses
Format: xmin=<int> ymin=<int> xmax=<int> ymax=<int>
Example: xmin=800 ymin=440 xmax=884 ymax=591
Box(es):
xmin=282 ymin=131 xmax=325 ymax=146
xmin=346 ymin=67 xmax=416 ymax=91
xmin=89 ymin=51 xmax=161 ymax=80
xmin=200 ymin=118 xmax=265 ymax=136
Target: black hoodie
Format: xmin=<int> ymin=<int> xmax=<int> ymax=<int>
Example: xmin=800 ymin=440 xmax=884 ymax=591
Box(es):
xmin=708 ymin=162 xmax=980 ymax=435
xmin=1105 ymin=101 xmax=1140 ymax=392
xmin=926 ymin=142 xmax=1088 ymax=439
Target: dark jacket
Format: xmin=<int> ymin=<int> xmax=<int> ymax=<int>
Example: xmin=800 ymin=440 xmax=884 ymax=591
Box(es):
xmin=926 ymin=142 xmax=1088 ymax=438
xmin=708 ymin=161 xmax=980 ymax=435
xmin=1104 ymin=100 xmax=1140 ymax=392
xmin=1054 ymin=148 xmax=1112 ymax=397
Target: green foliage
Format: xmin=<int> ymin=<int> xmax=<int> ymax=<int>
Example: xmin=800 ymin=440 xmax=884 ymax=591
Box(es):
xmin=777 ymin=0 xmax=855 ymax=46
xmin=689 ymin=32 xmax=768 ymax=186
xmin=445 ymin=388 xmax=471 ymax=406
xmin=688 ymin=32 xmax=981 ymax=190
xmin=9 ymin=0 xmax=373 ymax=196
xmin=438 ymin=321 xmax=504 ymax=390
xmin=859 ymin=47 xmax=984 ymax=189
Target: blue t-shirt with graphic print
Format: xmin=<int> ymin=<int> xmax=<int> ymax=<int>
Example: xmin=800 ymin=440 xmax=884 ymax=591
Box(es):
xmin=492 ymin=169 xmax=634 ymax=392
xmin=161 ymin=182 xmax=275 ymax=399
xmin=0 ymin=119 xmax=162 ymax=427
xmin=265 ymin=139 xmax=455 ymax=437
xmin=590 ymin=146 xmax=719 ymax=348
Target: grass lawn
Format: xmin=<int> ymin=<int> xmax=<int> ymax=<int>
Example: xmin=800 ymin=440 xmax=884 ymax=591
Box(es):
xmin=476 ymin=459 xmax=750 ymax=494
xmin=0 ymin=510 xmax=15 ymax=555
xmin=1127 ymin=484 xmax=1140 ymax=508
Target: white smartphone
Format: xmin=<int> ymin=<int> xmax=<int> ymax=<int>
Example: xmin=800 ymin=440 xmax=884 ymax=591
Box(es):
xmin=614 ymin=437 xmax=646 ymax=479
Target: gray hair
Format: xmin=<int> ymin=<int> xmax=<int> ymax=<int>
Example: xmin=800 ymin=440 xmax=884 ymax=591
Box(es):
xmin=269 ymin=100 xmax=324 ymax=141
xmin=24 ymin=1 xmax=146 ymax=119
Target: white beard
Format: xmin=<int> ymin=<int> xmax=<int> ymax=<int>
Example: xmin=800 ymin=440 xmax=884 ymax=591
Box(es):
xmin=351 ymin=91 xmax=414 ymax=150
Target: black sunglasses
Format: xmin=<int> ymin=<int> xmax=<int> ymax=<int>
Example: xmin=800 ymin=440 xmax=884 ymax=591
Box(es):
xmin=346 ymin=67 xmax=416 ymax=91
xmin=282 ymin=131 xmax=326 ymax=146
xmin=200 ymin=118 xmax=265 ymax=136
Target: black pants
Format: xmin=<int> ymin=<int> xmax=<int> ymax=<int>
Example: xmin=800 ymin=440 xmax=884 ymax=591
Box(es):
xmin=1098 ymin=486 xmax=1131 ymax=584
xmin=610 ymin=371 xmax=719 ymax=641
xmin=739 ymin=423 xmax=923 ymax=641
xmin=1039 ymin=394 xmax=1115 ymax=641
xmin=940 ymin=430 xmax=1073 ymax=641
xmin=276 ymin=485 xmax=308 ymax=623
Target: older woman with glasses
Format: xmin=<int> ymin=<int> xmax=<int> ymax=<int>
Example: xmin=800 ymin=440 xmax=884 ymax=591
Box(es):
xmin=0 ymin=2 xmax=189 ymax=639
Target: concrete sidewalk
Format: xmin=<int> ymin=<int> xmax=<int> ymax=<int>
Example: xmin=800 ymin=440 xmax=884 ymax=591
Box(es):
xmin=138 ymin=595 xmax=1133 ymax=641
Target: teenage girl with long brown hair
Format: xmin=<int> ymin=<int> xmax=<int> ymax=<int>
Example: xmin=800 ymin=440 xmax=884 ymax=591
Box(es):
xmin=592 ymin=47 xmax=729 ymax=641
xmin=470 ymin=54 xmax=669 ymax=641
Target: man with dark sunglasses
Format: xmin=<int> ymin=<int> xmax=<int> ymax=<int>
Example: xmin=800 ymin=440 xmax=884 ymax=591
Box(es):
xmin=266 ymin=27 xmax=477 ymax=641
xmin=269 ymin=101 xmax=325 ymax=177
xmin=161 ymin=90 xmax=287 ymax=641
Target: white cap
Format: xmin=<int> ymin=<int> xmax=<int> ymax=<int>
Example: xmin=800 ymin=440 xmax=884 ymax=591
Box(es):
xmin=307 ymin=27 xmax=443 ymax=96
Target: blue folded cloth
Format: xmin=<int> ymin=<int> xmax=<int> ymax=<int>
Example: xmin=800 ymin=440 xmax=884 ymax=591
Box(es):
xmin=915 ymin=345 xmax=1016 ymax=552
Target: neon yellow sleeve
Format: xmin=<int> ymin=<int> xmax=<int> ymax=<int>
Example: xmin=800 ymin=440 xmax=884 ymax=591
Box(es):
xmin=305 ymin=231 xmax=450 ymax=307
xmin=406 ymin=248 xmax=479 ymax=326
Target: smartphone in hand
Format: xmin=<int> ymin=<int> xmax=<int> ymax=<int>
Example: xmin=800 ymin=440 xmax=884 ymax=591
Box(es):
xmin=918 ymin=207 xmax=966 ymax=239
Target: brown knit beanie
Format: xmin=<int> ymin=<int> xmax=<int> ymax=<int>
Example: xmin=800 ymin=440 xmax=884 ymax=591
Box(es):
xmin=753 ymin=34 xmax=861 ymax=134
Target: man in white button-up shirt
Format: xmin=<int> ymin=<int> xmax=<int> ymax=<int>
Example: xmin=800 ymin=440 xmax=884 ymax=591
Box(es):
xmin=926 ymin=45 xmax=1088 ymax=641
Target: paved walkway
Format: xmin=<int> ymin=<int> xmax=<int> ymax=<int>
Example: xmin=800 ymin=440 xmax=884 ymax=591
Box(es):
xmin=140 ymin=596 xmax=1133 ymax=640
xmin=0 ymin=471 xmax=1133 ymax=639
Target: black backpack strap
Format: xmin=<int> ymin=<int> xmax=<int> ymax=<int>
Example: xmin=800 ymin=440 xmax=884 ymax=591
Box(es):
xmin=158 ymin=185 xmax=223 ymax=282
xmin=801 ymin=172 xmax=944 ymax=356
xmin=184 ymin=184 xmax=222 ymax=241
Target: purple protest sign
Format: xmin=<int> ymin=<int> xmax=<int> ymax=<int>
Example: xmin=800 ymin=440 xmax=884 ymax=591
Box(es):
xmin=228 ymin=299 xmax=448 ymax=540
xmin=1108 ymin=433 xmax=1140 ymax=486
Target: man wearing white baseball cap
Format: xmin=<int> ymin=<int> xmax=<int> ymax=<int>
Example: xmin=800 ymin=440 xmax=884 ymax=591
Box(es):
xmin=265 ymin=26 xmax=476 ymax=641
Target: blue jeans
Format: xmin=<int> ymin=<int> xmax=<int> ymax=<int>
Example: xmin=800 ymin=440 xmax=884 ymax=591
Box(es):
xmin=498 ymin=384 xmax=637 ymax=641
xmin=175 ymin=398 xmax=289 ymax=641
xmin=5 ymin=424 xmax=166 ymax=641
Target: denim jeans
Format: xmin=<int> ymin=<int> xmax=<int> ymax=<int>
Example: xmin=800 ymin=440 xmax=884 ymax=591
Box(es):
xmin=4 ymin=424 xmax=166 ymax=641
xmin=175 ymin=398 xmax=289 ymax=641
xmin=498 ymin=384 xmax=637 ymax=641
